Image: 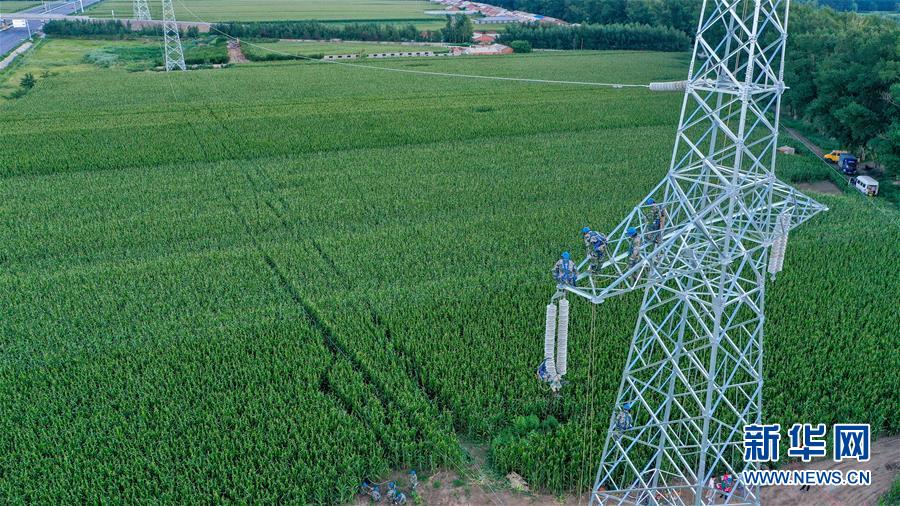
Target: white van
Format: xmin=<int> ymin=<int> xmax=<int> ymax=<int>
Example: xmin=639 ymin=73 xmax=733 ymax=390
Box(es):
xmin=849 ymin=175 xmax=879 ymax=196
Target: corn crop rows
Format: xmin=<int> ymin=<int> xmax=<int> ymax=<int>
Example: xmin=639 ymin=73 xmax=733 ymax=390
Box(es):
xmin=1 ymin=40 xmax=896 ymax=501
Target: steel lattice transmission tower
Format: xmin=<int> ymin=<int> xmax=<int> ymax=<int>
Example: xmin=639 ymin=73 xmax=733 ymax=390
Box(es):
xmin=161 ymin=0 xmax=185 ymax=71
xmin=540 ymin=0 xmax=827 ymax=504
xmin=133 ymin=0 xmax=151 ymax=21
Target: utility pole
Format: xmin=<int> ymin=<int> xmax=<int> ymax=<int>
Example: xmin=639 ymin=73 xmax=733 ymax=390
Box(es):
xmin=161 ymin=0 xmax=185 ymax=71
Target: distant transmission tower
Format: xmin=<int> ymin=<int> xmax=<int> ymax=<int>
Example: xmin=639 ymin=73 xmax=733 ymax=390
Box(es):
xmin=161 ymin=0 xmax=185 ymax=71
xmin=538 ymin=0 xmax=828 ymax=503
xmin=133 ymin=0 xmax=151 ymax=21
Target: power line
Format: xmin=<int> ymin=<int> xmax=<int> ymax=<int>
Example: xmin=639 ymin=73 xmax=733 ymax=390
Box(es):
xmin=173 ymin=0 xmax=651 ymax=89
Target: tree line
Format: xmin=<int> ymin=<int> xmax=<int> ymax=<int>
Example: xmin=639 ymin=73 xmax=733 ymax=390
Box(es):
xmin=804 ymin=0 xmax=897 ymax=12
xmin=43 ymin=19 xmax=202 ymax=38
xmin=497 ymin=22 xmax=690 ymax=51
xmin=784 ymin=3 xmax=898 ymax=179
xmin=212 ymin=20 xmax=441 ymax=42
xmin=490 ymin=0 xmax=702 ymax=33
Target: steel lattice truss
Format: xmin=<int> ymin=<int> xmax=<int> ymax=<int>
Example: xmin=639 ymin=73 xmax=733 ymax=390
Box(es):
xmin=133 ymin=0 xmax=151 ymax=21
xmin=162 ymin=0 xmax=185 ymax=71
xmin=552 ymin=0 xmax=827 ymax=504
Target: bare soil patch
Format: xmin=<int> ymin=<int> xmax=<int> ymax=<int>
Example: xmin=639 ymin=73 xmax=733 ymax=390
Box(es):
xmin=797 ymin=180 xmax=842 ymax=195
xmin=762 ymin=435 xmax=899 ymax=506
xmin=354 ymin=438 xmax=898 ymax=505
xmin=227 ymin=40 xmax=248 ymax=64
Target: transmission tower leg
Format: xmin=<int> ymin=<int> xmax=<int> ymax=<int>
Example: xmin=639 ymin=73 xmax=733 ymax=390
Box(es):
xmin=133 ymin=0 xmax=151 ymax=21
xmin=161 ymin=0 xmax=185 ymax=71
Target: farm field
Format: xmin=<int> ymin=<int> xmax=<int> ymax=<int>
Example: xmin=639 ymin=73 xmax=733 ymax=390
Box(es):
xmin=0 ymin=0 xmax=42 ymax=13
xmin=240 ymin=39 xmax=448 ymax=60
xmin=84 ymin=0 xmax=437 ymax=23
xmin=1 ymin=40 xmax=898 ymax=503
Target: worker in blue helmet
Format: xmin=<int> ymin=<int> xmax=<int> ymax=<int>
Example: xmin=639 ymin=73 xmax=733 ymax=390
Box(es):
xmin=536 ymin=358 xmax=563 ymax=394
xmin=408 ymin=470 xmax=418 ymax=491
xmin=386 ymin=482 xmax=407 ymax=504
xmin=645 ymin=197 xmax=667 ymax=245
xmin=626 ymin=227 xmax=642 ymax=279
xmin=552 ymin=251 xmax=577 ymax=285
xmin=615 ymin=402 xmax=634 ymax=434
xmin=582 ymin=226 xmax=608 ymax=272
xmin=360 ymin=480 xmax=382 ymax=502
xmin=536 ymin=358 xmax=551 ymax=382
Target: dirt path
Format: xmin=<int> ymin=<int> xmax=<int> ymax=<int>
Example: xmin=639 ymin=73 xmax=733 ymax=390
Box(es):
xmin=354 ymin=436 xmax=897 ymax=505
xmin=0 ymin=40 xmax=32 ymax=71
xmin=227 ymin=40 xmax=248 ymax=64
xmin=762 ymin=435 xmax=900 ymax=506
xmin=784 ymin=127 xmax=825 ymax=159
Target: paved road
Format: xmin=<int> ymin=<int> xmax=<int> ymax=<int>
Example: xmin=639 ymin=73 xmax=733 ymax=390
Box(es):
xmin=0 ymin=0 xmax=103 ymax=57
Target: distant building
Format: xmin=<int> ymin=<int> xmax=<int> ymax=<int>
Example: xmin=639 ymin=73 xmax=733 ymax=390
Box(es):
xmin=368 ymin=51 xmax=437 ymax=58
xmin=474 ymin=15 xmax=522 ymax=24
xmin=472 ymin=33 xmax=496 ymax=44
xmin=450 ymin=44 xmax=513 ymax=55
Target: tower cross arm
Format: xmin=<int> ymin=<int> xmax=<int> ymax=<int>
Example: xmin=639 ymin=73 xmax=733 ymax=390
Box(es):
xmin=558 ymin=176 xmax=826 ymax=305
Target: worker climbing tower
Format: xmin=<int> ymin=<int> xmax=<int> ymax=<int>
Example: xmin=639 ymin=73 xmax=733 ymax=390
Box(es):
xmin=161 ymin=0 xmax=185 ymax=71
xmin=133 ymin=0 xmax=151 ymax=21
xmin=539 ymin=0 xmax=828 ymax=504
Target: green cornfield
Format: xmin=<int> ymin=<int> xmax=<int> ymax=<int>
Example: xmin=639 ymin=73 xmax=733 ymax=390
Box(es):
xmin=0 ymin=42 xmax=897 ymax=502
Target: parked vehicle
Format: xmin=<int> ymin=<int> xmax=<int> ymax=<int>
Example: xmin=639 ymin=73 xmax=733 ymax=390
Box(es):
xmin=849 ymin=176 xmax=879 ymax=196
xmin=824 ymin=149 xmax=848 ymax=163
xmin=838 ymin=153 xmax=858 ymax=175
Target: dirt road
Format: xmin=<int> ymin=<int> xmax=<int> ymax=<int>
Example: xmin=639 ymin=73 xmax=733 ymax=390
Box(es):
xmin=784 ymin=127 xmax=826 ymax=159
xmin=227 ymin=40 xmax=248 ymax=64
xmin=761 ymin=435 xmax=899 ymax=506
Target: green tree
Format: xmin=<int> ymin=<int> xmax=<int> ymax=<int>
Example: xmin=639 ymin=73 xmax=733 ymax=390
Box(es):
xmin=509 ymin=40 xmax=533 ymax=53
xmin=442 ymin=15 xmax=473 ymax=44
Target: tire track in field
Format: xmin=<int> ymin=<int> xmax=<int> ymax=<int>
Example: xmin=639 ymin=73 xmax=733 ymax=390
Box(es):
xmin=164 ymin=92 xmax=394 ymax=448
xmin=200 ymin=103 xmax=464 ymax=455
xmin=195 ymin=102 xmax=461 ymax=468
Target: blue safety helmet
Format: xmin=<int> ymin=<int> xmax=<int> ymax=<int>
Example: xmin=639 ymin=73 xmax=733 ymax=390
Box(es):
xmin=626 ymin=227 xmax=638 ymax=237
xmin=562 ymin=251 xmax=570 ymax=260
xmin=646 ymin=197 xmax=655 ymax=205
xmin=582 ymin=226 xmax=591 ymax=234
xmin=623 ymin=402 xmax=633 ymax=410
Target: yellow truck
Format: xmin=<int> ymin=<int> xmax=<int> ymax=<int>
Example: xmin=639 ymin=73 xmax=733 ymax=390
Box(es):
xmin=824 ymin=150 xmax=848 ymax=163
